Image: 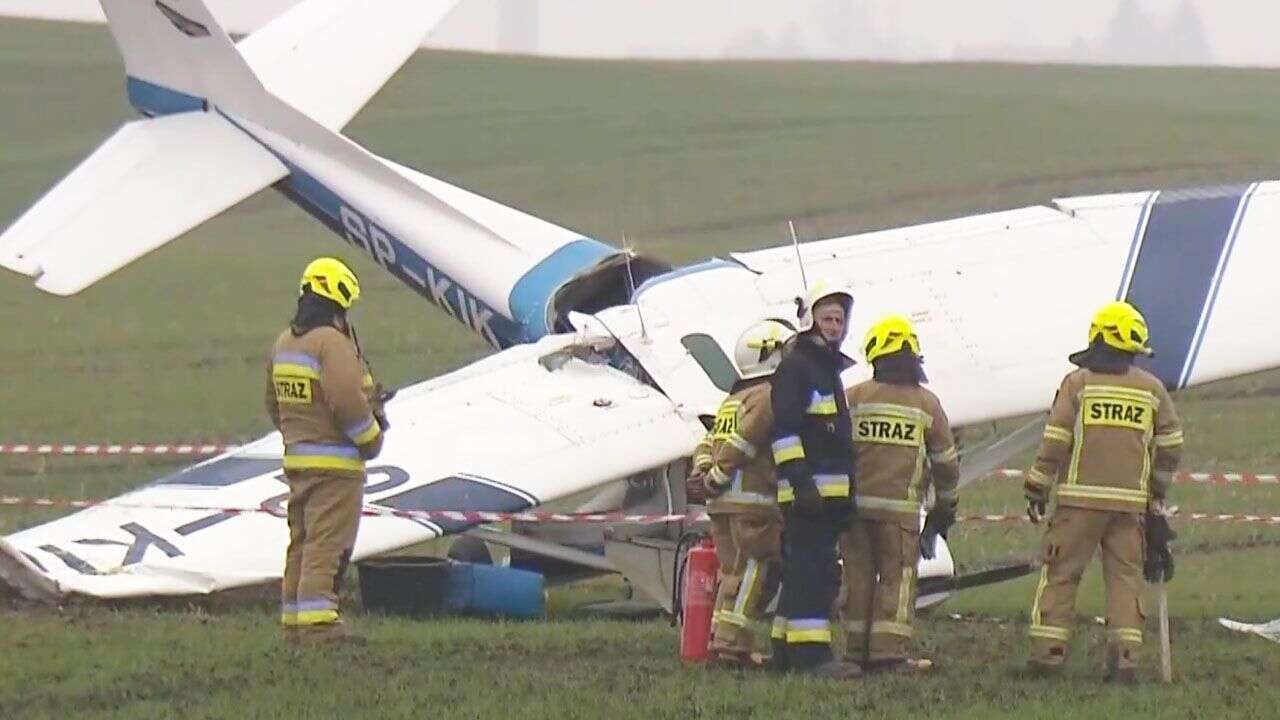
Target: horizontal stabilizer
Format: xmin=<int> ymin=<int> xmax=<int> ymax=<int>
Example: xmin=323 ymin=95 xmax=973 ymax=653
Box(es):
xmin=0 ymin=112 xmax=286 ymax=295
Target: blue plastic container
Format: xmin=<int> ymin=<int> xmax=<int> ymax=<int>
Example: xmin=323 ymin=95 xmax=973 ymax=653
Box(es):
xmin=444 ymin=562 xmax=546 ymax=620
xmin=358 ymin=557 xmax=545 ymax=620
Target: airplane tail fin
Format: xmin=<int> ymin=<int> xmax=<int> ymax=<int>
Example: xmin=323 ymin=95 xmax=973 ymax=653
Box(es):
xmin=4 ymin=0 xmax=635 ymax=340
xmin=2 ymin=0 xmax=469 ymax=295
xmin=0 ymin=1 xmax=290 ymax=294
xmin=238 ymin=0 xmax=464 ymax=130
xmin=105 ymin=0 xmax=466 ymax=129
xmin=100 ymin=0 xmax=267 ymax=116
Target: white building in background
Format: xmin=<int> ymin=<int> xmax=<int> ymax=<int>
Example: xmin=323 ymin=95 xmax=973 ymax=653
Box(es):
xmin=0 ymin=0 xmax=1276 ymax=67
xmin=499 ymin=0 xmax=540 ymax=55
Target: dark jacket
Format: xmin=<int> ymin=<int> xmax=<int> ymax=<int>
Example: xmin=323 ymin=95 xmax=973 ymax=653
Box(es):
xmin=770 ymin=334 xmax=855 ymax=511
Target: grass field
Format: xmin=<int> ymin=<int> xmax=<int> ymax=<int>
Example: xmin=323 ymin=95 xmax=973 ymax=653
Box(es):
xmin=3 ymin=17 xmax=1280 ymax=719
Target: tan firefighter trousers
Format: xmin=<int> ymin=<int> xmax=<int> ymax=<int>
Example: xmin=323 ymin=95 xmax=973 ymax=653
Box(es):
xmin=839 ymin=518 xmax=919 ymax=663
xmin=1029 ymin=506 xmax=1145 ymax=668
xmin=281 ymin=472 xmax=364 ymax=628
xmin=709 ymin=511 xmax=783 ymax=657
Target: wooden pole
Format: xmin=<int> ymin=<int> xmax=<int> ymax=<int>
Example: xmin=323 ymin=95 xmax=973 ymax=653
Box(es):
xmin=1158 ymin=581 xmax=1172 ymax=683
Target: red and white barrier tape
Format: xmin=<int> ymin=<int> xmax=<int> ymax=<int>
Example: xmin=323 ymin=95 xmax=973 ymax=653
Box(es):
xmin=989 ymin=469 xmax=1279 ymax=486
xmin=956 ymin=512 xmax=1280 ymax=525
xmin=2 ymin=495 xmax=1279 ymax=525
xmin=0 ymin=444 xmax=239 ymax=456
xmin=5 ymin=440 xmax=1274 ymax=484
xmin=0 ymin=496 xmax=691 ymax=525
xmin=2 ymin=444 xmax=1277 ymax=487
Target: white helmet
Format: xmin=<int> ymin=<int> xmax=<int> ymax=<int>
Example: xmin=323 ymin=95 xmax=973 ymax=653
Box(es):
xmin=733 ymin=319 xmax=796 ymax=380
xmin=795 ymin=280 xmax=854 ymax=334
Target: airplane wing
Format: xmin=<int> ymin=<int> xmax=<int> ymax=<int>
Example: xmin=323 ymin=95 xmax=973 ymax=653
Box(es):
xmin=0 ymin=333 xmax=703 ymax=600
xmin=605 ymin=182 xmax=1280 ymax=427
xmin=0 ymin=111 xmax=286 ymax=296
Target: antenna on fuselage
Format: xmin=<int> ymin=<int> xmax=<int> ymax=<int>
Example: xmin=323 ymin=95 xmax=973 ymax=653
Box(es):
xmin=789 ymin=220 xmax=811 ymax=321
xmin=789 ymin=220 xmax=809 ymax=291
xmin=622 ymin=236 xmax=650 ymax=343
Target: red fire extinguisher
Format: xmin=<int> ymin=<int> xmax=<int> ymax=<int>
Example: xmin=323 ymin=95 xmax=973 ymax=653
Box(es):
xmin=679 ymin=535 xmax=718 ymax=663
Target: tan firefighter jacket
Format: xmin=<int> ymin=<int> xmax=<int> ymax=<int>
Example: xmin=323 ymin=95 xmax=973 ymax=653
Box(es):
xmin=1025 ymin=366 xmax=1183 ymax=513
xmin=265 ymin=325 xmax=384 ymax=478
xmin=704 ymin=382 xmax=780 ymax=515
xmin=845 ymin=379 xmax=959 ymax=524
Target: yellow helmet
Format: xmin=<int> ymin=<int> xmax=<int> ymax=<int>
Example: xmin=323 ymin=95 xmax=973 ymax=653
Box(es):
xmin=1087 ymin=301 xmax=1152 ymax=356
xmin=733 ymin=319 xmax=796 ymax=380
xmin=300 ymin=257 xmax=360 ymax=309
xmin=863 ymin=315 xmax=921 ymax=364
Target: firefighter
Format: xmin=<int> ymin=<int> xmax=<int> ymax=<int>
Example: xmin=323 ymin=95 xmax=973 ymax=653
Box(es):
xmin=701 ymin=319 xmax=795 ymax=669
xmin=840 ymin=315 xmax=959 ymax=670
xmin=266 ymin=257 xmax=387 ymax=641
xmin=1024 ymin=301 xmax=1183 ymax=682
xmin=770 ymin=283 xmax=860 ymax=678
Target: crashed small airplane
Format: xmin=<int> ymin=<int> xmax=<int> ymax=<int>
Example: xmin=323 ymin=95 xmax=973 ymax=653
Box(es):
xmin=2 ymin=0 xmax=1279 ymax=611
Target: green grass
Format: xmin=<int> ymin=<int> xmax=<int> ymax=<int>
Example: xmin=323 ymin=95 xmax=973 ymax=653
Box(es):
xmin=3 ymin=17 xmax=1280 ymax=719
xmin=4 ymin=603 xmax=1278 ymax=719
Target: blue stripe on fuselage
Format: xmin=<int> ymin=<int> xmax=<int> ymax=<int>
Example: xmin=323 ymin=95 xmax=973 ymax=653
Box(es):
xmin=1181 ymin=183 xmax=1260 ymax=387
xmin=126 ymin=77 xmax=205 ymax=117
xmin=1120 ymin=185 xmax=1251 ymax=389
xmin=374 ymin=475 xmax=535 ymax=535
xmin=121 ymin=79 xmax=618 ymax=347
xmin=272 ymin=160 xmax=521 ymax=349
xmin=633 ymin=259 xmax=741 ymax=300
xmin=508 ymin=239 xmax=617 ymax=336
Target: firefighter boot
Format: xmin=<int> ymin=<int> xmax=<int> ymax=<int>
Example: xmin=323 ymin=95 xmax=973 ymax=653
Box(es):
xmin=1104 ymin=645 xmax=1138 ymax=684
xmin=709 ymin=649 xmax=766 ymax=671
xmin=293 ymin=619 xmax=368 ymax=646
xmin=1025 ymin=645 xmax=1067 ymax=678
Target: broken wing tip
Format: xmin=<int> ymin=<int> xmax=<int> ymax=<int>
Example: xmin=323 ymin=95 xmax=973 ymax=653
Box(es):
xmin=0 ymin=539 xmax=63 ymax=604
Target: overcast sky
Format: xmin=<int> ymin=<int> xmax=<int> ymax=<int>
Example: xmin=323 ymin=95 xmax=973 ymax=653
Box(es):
xmin=2 ymin=0 xmax=1279 ymax=66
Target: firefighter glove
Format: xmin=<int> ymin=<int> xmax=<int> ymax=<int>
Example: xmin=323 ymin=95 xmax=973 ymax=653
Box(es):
xmin=1027 ymin=497 xmax=1047 ymax=525
xmin=792 ymin=482 xmax=824 ymax=517
xmin=830 ymin=492 xmax=856 ymax=530
xmin=1024 ymin=482 xmax=1048 ymax=525
xmin=1144 ymin=512 xmax=1176 ymax=583
xmin=703 ymin=468 xmax=732 ymax=500
xmin=920 ymin=503 xmax=955 ymax=560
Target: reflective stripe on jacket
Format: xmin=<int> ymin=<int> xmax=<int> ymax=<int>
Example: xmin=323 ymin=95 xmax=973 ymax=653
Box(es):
xmin=265 ymin=325 xmax=383 ymax=477
xmin=769 ymin=335 xmax=854 ymax=504
xmin=845 ymin=379 xmax=959 ymax=523
xmin=707 ymin=380 xmax=780 ymax=515
xmin=1026 ymin=366 xmax=1182 ymax=512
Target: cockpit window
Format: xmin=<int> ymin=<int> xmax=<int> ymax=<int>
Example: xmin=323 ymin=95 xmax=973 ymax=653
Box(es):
xmin=681 ymin=334 xmax=741 ymax=392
